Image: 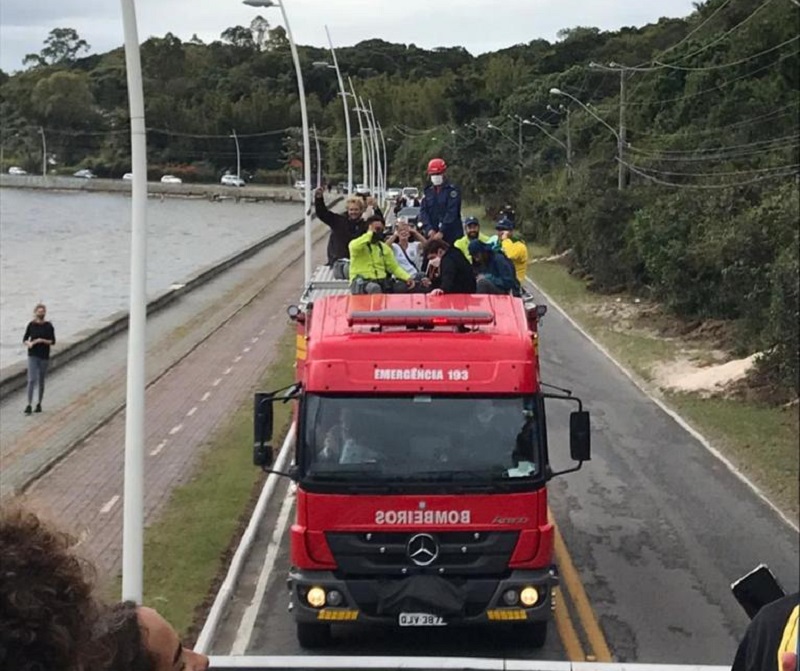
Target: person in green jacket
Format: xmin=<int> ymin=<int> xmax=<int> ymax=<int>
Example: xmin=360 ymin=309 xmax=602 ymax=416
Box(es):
xmin=454 ymin=216 xmax=490 ymax=263
xmin=349 ymin=215 xmax=416 ymax=294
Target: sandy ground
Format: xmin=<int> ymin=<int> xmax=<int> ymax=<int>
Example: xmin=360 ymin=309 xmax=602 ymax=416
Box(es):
xmin=653 ymin=354 xmax=759 ymax=395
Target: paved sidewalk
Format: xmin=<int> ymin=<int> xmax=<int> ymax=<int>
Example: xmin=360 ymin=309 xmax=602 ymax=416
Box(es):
xmin=0 ymin=214 xmax=319 ymax=497
xmin=17 ymin=235 xmax=325 ymax=576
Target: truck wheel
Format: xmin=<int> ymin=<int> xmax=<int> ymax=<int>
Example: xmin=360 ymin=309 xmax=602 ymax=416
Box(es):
xmin=514 ymin=620 xmax=548 ymax=648
xmin=296 ymin=622 xmax=332 ymax=649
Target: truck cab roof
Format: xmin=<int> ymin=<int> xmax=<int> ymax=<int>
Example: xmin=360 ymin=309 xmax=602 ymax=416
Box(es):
xmin=302 ymin=293 xmax=538 ymax=394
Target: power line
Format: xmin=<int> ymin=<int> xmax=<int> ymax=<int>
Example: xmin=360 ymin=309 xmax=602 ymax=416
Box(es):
xmin=628 ymin=134 xmax=800 ymax=156
xmin=623 ymin=158 xmax=799 ymax=177
xmin=620 ymin=158 xmax=799 ymax=188
xmin=653 ymin=35 xmax=800 ymax=71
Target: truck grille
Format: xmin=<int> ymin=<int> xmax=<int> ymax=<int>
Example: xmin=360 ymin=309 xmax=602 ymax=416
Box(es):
xmin=326 ymin=531 xmax=518 ymax=577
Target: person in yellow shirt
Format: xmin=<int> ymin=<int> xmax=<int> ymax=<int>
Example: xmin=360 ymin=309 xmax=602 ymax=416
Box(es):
xmin=495 ymin=217 xmax=528 ymax=285
xmin=454 ymin=216 xmax=490 ymax=262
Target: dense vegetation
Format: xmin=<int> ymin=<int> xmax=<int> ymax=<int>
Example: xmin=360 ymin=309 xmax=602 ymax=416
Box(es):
xmin=1 ymin=0 xmax=797 ymax=396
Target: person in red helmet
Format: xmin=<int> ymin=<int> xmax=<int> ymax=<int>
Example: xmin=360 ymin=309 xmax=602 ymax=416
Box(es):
xmin=419 ymin=157 xmax=462 ymax=245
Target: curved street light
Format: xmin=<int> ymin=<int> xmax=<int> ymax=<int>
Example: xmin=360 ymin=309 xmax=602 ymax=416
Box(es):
xmin=349 ymin=78 xmax=369 ymax=190
xmin=325 ymin=26 xmax=353 ymax=195
xmin=119 ymin=0 xmax=148 ymax=603
xmin=244 ymin=0 xmax=312 ymax=282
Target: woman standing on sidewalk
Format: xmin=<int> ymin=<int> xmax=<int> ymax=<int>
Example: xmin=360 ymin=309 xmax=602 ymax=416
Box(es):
xmin=22 ymin=303 xmax=55 ymax=415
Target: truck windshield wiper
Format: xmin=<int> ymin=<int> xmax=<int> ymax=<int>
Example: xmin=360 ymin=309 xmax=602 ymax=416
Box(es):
xmin=308 ymin=466 xmax=383 ymax=481
xmin=405 ymin=467 xmax=509 ymax=482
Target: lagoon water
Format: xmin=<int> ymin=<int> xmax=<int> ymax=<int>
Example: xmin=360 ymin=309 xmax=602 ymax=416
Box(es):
xmin=0 ymin=189 xmax=302 ymax=368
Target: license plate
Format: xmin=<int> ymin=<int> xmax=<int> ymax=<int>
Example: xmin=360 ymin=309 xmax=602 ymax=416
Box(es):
xmin=398 ymin=612 xmax=446 ymax=627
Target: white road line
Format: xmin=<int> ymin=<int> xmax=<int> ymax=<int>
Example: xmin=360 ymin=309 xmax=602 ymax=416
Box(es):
xmin=527 ymin=276 xmax=799 ymax=533
xmin=149 ymin=440 xmax=167 ymax=457
xmin=186 ymin=406 xmax=197 ymax=417
xmin=169 ymin=424 xmax=183 ymax=436
xmin=212 ymin=378 xmax=223 ymax=387
xmin=100 ymin=495 xmax=120 ymax=514
xmin=243 ymin=347 xmax=251 ymax=353
xmin=230 ymin=487 xmax=295 ymax=654
xmin=258 ymin=329 xmax=265 ymax=335
xmin=200 ymin=391 xmax=211 ymax=402
xmin=251 ymin=337 xmax=259 ymax=343
xmin=233 ymin=355 xmax=243 ymax=363
xmin=223 ymin=367 xmax=233 ymax=375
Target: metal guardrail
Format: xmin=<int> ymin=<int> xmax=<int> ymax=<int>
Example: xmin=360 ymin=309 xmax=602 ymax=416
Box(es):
xmin=207 ymin=656 xmax=731 ymax=670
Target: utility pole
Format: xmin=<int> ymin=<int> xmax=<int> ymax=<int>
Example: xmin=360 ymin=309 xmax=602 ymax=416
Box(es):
xmin=618 ymin=69 xmax=627 ymax=190
xmin=564 ymin=108 xmax=573 ymax=180
xmin=40 ymin=127 xmax=47 ymax=178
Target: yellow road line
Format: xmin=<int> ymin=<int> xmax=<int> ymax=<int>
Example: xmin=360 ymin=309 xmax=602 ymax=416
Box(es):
xmin=550 ymin=510 xmax=613 ymax=662
xmin=553 ymin=585 xmax=586 ymax=661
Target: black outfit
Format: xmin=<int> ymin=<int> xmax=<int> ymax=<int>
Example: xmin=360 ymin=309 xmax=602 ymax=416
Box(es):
xmin=433 ymin=248 xmax=477 ymax=294
xmin=314 ymin=195 xmax=367 ymax=265
xmin=23 ymin=321 xmax=56 ymax=359
xmin=732 ymin=592 xmax=799 ymax=671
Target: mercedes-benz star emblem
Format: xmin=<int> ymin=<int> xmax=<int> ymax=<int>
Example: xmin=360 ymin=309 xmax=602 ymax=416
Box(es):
xmin=406 ymin=533 xmax=439 ymax=567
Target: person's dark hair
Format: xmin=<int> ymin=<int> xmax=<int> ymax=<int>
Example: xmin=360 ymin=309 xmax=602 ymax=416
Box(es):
xmin=0 ymin=508 xmax=104 ymax=671
xmin=365 ymin=214 xmax=385 ymax=226
xmin=100 ymin=601 xmax=156 ymax=671
xmin=424 ymin=239 xmax=450 ymax=256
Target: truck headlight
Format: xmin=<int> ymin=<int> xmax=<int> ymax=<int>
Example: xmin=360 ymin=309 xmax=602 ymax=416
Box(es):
xmin=306 ymin=586 xmax=326 ymax=608
xmin=520 ymin=586 xmax=539 ymax=607
xmin=502 ymin=589 xmax=519 ymax=606
xmin=326 ymin=590 xmax=344 ymax=607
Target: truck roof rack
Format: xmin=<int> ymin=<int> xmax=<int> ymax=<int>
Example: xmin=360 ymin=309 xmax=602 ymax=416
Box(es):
xmin=347 ymin=309 xmax=495 ymax=328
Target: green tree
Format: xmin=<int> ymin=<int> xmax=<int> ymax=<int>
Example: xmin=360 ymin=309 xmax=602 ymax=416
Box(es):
xmin=23 ymin=28 xmax=90 ymax=67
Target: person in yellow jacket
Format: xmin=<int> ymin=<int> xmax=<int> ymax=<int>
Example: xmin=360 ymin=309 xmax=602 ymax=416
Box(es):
xmin=349 ymin=215 xmax=416 ymax=294
xmin=454 ymin=216 xmax=490 ymax=262
xmin=495 ymin=216 xmax=528 ymax=285
xmin=733 ymin=592 xmax=798 ymax=671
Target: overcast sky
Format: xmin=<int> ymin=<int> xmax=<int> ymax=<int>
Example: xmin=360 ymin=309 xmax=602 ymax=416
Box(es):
xmin=0 ymin=0 xmax=699 ymax=73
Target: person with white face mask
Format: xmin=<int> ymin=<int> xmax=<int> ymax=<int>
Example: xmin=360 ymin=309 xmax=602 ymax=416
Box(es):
xmin=419 ymin=157 xmax=463 ymax=245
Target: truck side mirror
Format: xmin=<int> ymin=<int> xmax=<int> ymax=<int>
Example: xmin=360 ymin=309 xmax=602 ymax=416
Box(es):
xmin=569 ymin=410 xmax=591 ymax=462
xmin=254 ymin=392 xmax=275 ymax=467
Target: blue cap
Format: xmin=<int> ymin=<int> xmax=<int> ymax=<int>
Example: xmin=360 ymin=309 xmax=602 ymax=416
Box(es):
xmin=495 ymin=216 xmax=514 ymax=231
xmin=468 ymin=239 xmax=492 ymax=256
xmin=464 ymin=216 xmax=480 ymax=227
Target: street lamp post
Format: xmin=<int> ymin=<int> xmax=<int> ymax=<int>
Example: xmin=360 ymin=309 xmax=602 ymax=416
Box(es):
xmin=550 ymin=87 xmax=623 ymax=190
xmin=119 ymin=0 xmax=149 ymax=604
xmin=39 ymin=127 xmax=47 ymax=178
xmin=231 ymin=129 xmax=241 ymax=181
xmin=547 ymin=104 xmax=573 ymax=173
xmin=349 ymin=78 xmax=368 ymax=191
xmin=244 ymin=0 xmax=312 ymax=283
xmin=325 ymin=26 xmax=353 ymax=194
xmin=377 ymin=120 xmax=388 ymax=206
xmin=357 ymin=96 xmax=376 ymax=196
xmin=367 ymin=100 xmax=382 ymax=203
xmin=312 ymin=124 xmax=322 ymax=188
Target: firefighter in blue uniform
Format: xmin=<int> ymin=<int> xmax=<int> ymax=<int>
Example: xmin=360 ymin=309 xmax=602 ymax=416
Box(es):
xmin=419 ymin=158 xmax=462 ymax=245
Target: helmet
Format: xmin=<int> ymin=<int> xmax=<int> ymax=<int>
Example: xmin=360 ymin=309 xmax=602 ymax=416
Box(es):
xmin=427 ymin=158 xmax=447 ymax=175
xmin=464 ymin=216 xmax=480 ymax=227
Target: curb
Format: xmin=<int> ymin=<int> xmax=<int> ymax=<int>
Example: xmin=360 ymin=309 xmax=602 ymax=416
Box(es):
xmin=0 ymin=199 xmax=340 ymax=400
xmin=526 ymin=275 xmax=799 ymax=533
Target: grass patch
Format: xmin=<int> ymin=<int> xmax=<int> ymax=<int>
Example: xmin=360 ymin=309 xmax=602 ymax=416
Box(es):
xmin=526 ymin=242 xmax=799 ymax=518
xmin=109 ymin=325 xmax=297 ymax=635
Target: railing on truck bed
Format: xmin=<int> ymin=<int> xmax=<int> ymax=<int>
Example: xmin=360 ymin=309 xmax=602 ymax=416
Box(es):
xmin=207 ymin=657 xmax=730 ymax=670
xmin=301 ymin=265 xmax=350 ymax=305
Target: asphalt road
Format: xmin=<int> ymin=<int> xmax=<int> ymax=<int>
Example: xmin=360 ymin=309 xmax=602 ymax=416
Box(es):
xmin=208 ymin=277 xmax=798 ymax=665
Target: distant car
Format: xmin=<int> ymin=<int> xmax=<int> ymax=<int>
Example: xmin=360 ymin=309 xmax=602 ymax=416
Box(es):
xmin=73 ymin=169 xmax=96 ymax=179
xmin=294 ymin=180 xmax=306 ymax=191
xmin=221 ymin=174 xmax=246 ymax=187
xmin=354 ymin=183 xmax=370 ymax=196
xmin=385 ymin=187 xmax=403 ymax=200
xmin=402 ymin=187 xmax=419 ymax=200
xmin=161 ymin=175 xmax=182 ymax=184
xmin=397 ymin=206 xmax=421 ymax=227
xmin=122 ymin=172 xmax=133 ymax=180
xmin=8 ymin=166 xmax=27 ymax=176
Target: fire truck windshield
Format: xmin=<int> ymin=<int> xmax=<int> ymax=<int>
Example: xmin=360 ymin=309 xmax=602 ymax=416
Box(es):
xmin=301 ymin=395 xmax=542 ymax=486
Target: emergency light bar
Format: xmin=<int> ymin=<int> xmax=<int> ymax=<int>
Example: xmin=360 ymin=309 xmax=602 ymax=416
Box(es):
xmin=347 ymin=309 xmax=495 ymax=327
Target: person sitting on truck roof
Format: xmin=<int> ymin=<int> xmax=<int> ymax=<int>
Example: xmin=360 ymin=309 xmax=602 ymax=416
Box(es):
xmin=468 ymin=239 xmax=520 ymax=295
xmin=386 ymin=219 xmax=427 ymax=281
xmin=423 ymin=239 xmax=477 ymax=295
xmin=495 ymin=216 xmax=528 ymax=285
xmin=454 ymin=216 xmax=491 ymax=263
xmin=314 ymin=187 xmax=367 ymax=275
xmin=348 ymin=215 xmax=415 ymax=295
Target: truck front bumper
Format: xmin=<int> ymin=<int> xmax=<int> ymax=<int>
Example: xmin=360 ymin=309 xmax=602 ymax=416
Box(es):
xmin=288 ymin=568 xmax=557 ymax=627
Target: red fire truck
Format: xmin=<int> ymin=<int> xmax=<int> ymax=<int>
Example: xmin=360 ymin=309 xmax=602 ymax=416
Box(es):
xmin=253 ymin=270 xmax=591 ymax=650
